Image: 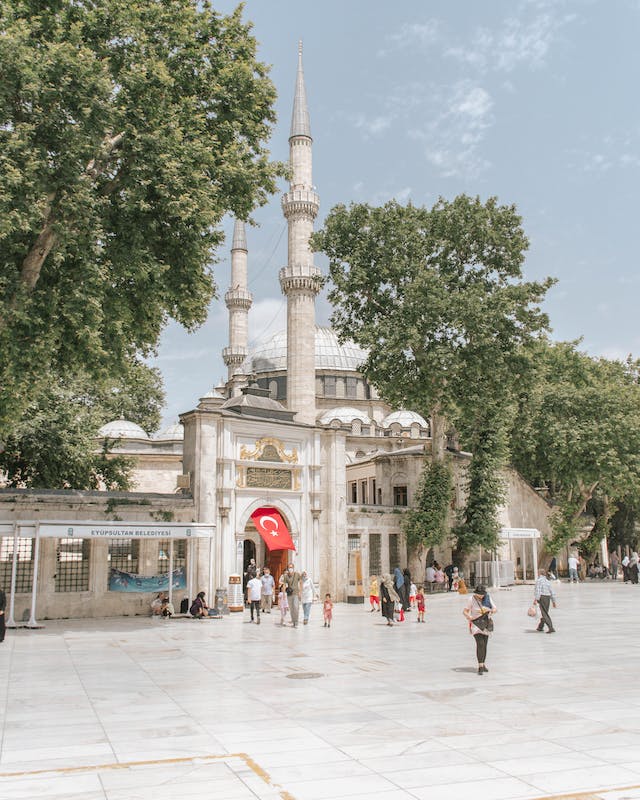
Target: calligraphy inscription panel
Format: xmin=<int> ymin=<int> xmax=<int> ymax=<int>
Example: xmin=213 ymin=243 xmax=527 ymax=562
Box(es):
xmin=246 ymin=467 xmax=292 ymax=490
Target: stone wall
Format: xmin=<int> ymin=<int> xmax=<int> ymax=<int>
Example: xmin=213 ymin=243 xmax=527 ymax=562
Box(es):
xmin=0 ymin=490 xmax=196 ymax=620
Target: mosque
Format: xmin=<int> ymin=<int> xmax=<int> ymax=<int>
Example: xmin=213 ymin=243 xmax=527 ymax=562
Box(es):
xmin=0 ymin=45 xmax=552 ymax=622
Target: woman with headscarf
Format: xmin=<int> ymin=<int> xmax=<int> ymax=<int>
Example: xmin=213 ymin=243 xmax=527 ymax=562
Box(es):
xmin=402 ymin=567 xmax=412 ymax=611
xmin=380 ymin=574 xmax=400 ymax=626
xmin=463 ymin=585 xmax=497 ymax=675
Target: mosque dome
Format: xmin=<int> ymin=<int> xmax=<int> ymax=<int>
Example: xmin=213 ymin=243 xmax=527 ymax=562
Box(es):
xmin=97 ymin=419 xmax=149 ymax=439
xmin=154 ymin=422 xmax=184 ymax=441
xmin=246 ymin=326 xmax=368 ymax=374
xmin=318 ymin=406 xmax=372 ymax=425
xmin=381 ymin=410 xmax=428 ymax=429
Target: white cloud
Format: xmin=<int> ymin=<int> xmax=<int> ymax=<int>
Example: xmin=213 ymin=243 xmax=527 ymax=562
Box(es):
xmin=378 ymin=20 xmax=441 ymax=57
xmin=352 ymin=112 xmax=393 ymax=138
xmin=445 ymin=9 xmax=576 ymax=74
xmin=248 ymin=297 xmax=287 ymax=345
xmin=568 ymin=133 xmax=640 ymax=173
xmin=410 ymin=81 xmax=494 ymax=178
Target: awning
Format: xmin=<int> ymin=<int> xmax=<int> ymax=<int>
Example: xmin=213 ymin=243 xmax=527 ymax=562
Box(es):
xmin=250 ymin=507 xmax=295 ymax=552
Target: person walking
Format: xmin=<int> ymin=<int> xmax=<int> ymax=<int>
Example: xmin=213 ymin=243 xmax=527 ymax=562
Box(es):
xmin=322 ymin=593 xmax=333 ymax=628
xmin=393 ymin=567 xmax=405 ymax=609
xmin=380 ymin=574 xmax=400 ymax=626
xmin=567 ymin=553 xmax=580 ymax=583
xmin=622 ymin=553 xmax=630 ymax=582
xmin=247 ymin=573 xmax=262 ymax=624
xmin=533 ymin=569 xmax=557 ymax=633
xmin=301 ymin=571 xmax=315 ymax=625
xmin=277 ymin=582 xmax=289 ymax=626
xmin=282 ymin=563 xmax=302 ymax=627
xmin=610 ymin=552 xmax=619 ymax=580
xmin=416 ymin=586 xmax=426 ymax=623
xmin=463 ymin=585 xmax=497 ymax=675
xmin=260 ymin=567 xmax=275 ymax=613
xmin=548 ymin=556 xmax=558 ymax=580
xmin=0 ymin=586 xmax=5 ymax=643
xmin=368 ymin=576 xmax=380 ymax=612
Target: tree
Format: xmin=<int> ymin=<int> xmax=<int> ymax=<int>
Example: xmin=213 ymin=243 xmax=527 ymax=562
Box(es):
xmin=510 ymin=341 xmax=640 ymax=553
xmin=0 ymin=0 xmax=285 ymax=434
xmin=0 ymin=359 xmax=163 ymax=489
xmin=404 ymin=460 xmax=453 ymax=560
xmin=313 ymin=196 xmax=553 ymax=552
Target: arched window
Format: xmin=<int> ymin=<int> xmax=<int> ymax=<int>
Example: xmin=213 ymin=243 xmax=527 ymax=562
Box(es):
xmin=351 ymin=419 xmax=362 ymax=435
xmin=269 ymin=380 xmax=278 ymax=399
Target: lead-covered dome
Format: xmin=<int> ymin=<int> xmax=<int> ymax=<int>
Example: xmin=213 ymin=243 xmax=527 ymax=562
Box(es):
xmin=318 ymin=406 xmax=372 ymax=425
xmin=98 ymin=419 xmax=149 ymax=439
xmin=381 ymin=410 xmax=428 ymax=428
xmin=154 ymin=422 xmax=184 ymax=441
xmin=246 ymin=326 xmax=367 ymax=374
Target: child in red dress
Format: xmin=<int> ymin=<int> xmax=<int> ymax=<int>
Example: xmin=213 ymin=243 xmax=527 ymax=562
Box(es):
xmin=323 ymin=593 xmax=333 ymax=628
xmin=416 ymin=586 xmax=426 ymax=623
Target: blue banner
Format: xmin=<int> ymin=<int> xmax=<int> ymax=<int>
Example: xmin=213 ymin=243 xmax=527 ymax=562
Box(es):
xmin=108 ymin=567 xmax=186 ymax=593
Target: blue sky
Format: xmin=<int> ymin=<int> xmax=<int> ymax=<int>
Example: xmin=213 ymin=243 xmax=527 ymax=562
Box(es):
xmin=151 ymin=0 xmax=640 ymax=428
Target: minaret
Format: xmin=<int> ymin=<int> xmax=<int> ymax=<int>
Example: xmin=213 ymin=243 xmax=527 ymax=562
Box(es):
xmin=222 ymin=219 xmax=252 ymax=387
xmin=279 ymin=42 xmax=321 ymax=425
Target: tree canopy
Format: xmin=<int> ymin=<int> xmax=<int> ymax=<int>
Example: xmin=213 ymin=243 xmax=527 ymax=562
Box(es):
xmin=313 ymin=196 xmax=554 ymax=552
xmin=510 ymin=341 xmax=640 ymax=553
xmin=0 ymin=0 xmax=285 ymax=434
xmin=0 ymin=359 xmax=164 ymax=489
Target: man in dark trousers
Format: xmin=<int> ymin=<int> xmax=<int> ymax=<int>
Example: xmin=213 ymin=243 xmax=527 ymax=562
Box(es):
xmin=533 ymin=569 xmax=557 ymax=633
xmin=444 ymin=564 xmax=455 ymax=592
xmin=0 ymin=586 xmax=6 ymax=643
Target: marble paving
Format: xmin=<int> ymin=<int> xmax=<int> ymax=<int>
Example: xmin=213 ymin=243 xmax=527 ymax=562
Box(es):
xmin=1 ymin=582 xmax=639 ymax=799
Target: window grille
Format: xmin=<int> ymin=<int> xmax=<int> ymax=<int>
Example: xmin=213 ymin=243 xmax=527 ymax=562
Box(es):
xmin=157 ymin=539 xmax=186 ymax=575
xmin=350 ymin=482 xmax=358 ymax=503
xmin=324 ymin=376 xmax=336 ymax=397
xmin=0 ymin=537 xmax=34 ymax=593
xmin=348 ymin=534 xmax=360 ymax=552
xmin=108 ymin=538 xmax=139 ymax=575
xmin=346 ymin=377 xmax=357 ymax=399
xmin=393 ymin=485 xmax=408 ymax=506
xmin=389 ymin=534 xmax=400 ymax=571
xmin=369 ymin=534 xmax=382 ymax=575
xmin=56 ymin=538 xmax=90 ymax=592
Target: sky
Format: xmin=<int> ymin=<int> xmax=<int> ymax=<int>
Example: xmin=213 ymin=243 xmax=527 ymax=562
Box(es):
xmin=151 ymin=0 xmax=640 ymax=429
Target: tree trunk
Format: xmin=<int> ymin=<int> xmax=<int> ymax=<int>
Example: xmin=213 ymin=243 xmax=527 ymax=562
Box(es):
xmin=431 ymin=408 xmax=447 ymax=462
xmin=21 ymin=213 xmax=57 ymax=290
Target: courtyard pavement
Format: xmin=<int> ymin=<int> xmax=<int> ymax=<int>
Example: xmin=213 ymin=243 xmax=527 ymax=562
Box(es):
xmin=1 ymin=582 xmax=640 ymax=800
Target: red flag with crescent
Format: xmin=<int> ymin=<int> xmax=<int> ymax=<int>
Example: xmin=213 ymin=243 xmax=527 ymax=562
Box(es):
xmin=250 ymin=507 xmax=295 ymax=552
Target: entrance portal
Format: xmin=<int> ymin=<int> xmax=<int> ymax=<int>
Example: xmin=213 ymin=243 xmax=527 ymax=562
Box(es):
xmin=243 ymin=539 xmax=256 ymax=574
xmin=268 ymin=548 xmax=289 ymax=588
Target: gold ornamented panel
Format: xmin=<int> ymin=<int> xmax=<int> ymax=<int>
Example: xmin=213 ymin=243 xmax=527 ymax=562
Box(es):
xmin=236 ymin=466 xmax=301 ymax=491
xmin=239 ymin=436 xmax=298 ymax=464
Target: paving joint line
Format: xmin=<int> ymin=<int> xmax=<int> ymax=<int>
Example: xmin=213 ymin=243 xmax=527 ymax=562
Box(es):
xmin=0 ymin=752 xmax=298 ymax=800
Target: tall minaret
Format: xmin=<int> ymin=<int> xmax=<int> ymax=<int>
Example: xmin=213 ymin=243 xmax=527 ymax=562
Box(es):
xmin=279 ymin=42 xmax=321 ymax=425
xmin=222 ymin=219 xmax=252 ymax=388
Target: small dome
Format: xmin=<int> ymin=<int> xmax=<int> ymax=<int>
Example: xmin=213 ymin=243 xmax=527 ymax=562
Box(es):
xmin=98 ymin=419 xmax=149 ymax=439
xmin=201 ymin=388 xmax=225 ymax=399
xmin=155 ymin=422 xmax=184 ymax=441
xmin=381 ymin=410 xmax=428 ymax=429
xmin=245 ymin=326 xmax=368 ymax=374
xmin=318 ymin=406 xmax=372 ymax=425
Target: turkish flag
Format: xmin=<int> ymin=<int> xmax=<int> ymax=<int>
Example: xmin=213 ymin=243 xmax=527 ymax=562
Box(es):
xmin=250 ymin=507 xmax=295 ymax=552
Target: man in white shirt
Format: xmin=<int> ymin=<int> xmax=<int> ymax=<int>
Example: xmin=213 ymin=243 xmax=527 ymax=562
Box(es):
xmin=247 ymin=574 xmax=263 ymax=624
xmin=260 ymin=567 xmax=275 ymax=613
xmin=534 ymin=569 xmax=557 ymax=633
xmin=567 ymin=554 xmax=580 ymax=583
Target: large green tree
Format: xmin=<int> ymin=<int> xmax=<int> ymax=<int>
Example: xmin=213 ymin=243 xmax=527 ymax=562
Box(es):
xmin=313 ymin=196 xmax=553 ymax=552
xmin=510 ymin=341 xmax=640 ymax=554
xmin=0 ymin=359 xmax=164 ymax=488
xmin=0 ymin=0 xmax=284 ymax=433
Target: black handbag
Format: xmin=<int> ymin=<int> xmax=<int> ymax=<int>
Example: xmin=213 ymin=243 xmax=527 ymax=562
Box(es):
xmin=471 ymin=612 xmax=494 ymax=632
